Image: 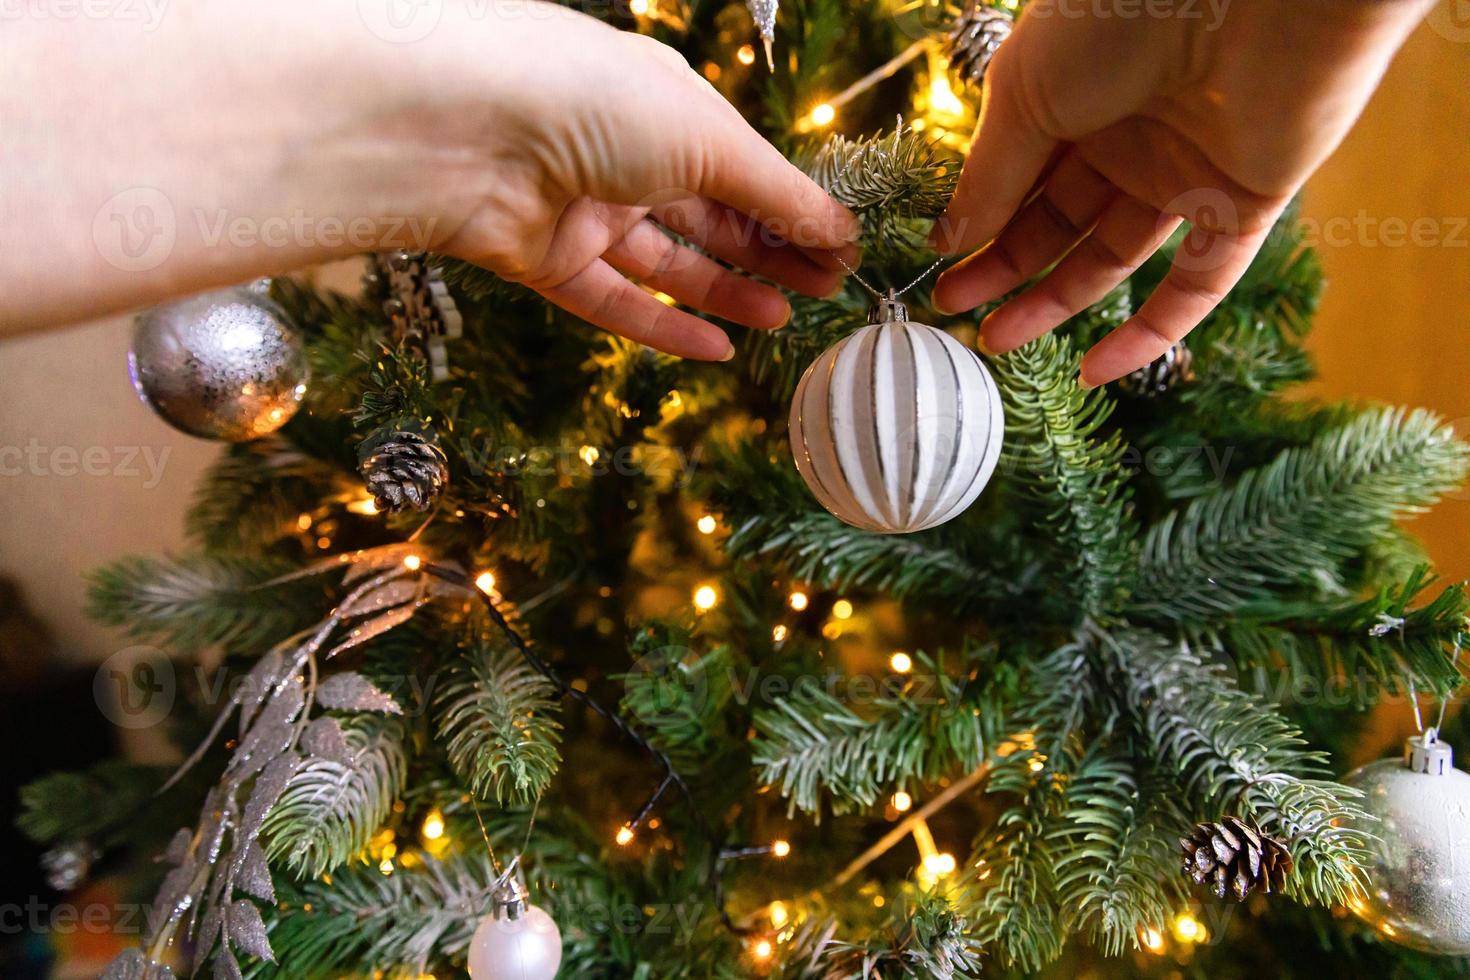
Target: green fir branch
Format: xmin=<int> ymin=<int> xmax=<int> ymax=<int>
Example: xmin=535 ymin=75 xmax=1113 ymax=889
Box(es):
xmin=1132 ymin=407 xmax=1470 ymax=620
xmin=991 ymin=334 xmax=1138 ymax=616
xmin=434 ymin=637 xmax=563 ymax=807
xmin=616 ymin=622 xmax=737 ymax=768
xmin=186 ymin=437 xmax=355 ymax=553
xmin=17 ymin=762 xmax=168 ymax=846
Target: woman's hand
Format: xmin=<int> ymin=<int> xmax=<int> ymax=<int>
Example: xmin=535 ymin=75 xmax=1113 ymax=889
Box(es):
xmin=2 ymin=2 xmax=858 ymax=358
xmin=929 ymin=0 xmax=1434 ymax=386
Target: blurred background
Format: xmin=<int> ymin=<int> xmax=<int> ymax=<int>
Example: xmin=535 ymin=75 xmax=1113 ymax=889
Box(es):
xmin=0 ymin=3 xmax=1465 ymax=975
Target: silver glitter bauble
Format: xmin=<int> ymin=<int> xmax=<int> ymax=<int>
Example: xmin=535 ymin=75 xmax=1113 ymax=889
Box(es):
xmin=1341 ymin=731 xmax=1470 ymax=954
xmin=745 ymin=0 xmax=778 ymax=70
xmin=466 ymin=879 xmax=562 ymax=980
xmin=129 ymin=280 xmax=308 ymax=441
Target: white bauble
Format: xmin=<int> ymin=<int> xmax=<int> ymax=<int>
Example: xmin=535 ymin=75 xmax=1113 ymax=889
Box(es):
xmin=789 ymin=293 xmax=1003 ymax=533
xmin=1341 ymin=731 xmax=1470 ymax=954
xmin=129 ymin=280 xmax=307 ymax=441
xmin=467 ymin=898 xmax=562 ymax=980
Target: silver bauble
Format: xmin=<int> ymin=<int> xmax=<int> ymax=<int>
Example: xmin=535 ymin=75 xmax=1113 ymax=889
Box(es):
xmin=129 ymin=280 xmax=307 ymax=441
xmin=466 ymin=880 xmax=562 ymax=980
xmin=789 ymin=291 xmax=1004 ymax=533
xmin=1341 ymin=731 xmax=1470 ymax=954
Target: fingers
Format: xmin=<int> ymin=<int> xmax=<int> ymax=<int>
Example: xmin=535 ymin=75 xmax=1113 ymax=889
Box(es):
xmin=651 ymin=195 xmax=846 ymax=298
xmin=535 ymin=258 xmax=734 ymax=361
xmin=929 ymin=49 xmax=1060 ymax=256
xmin=980 ymin=195 xmax=1180 ymax=354
xmin=932 ymin=151 xmax=1115 ymax=314
xmin=604 ymin=218 xmax=791 ymax=330
xmin=1079 ymin=218 xmax=1277 ymax=386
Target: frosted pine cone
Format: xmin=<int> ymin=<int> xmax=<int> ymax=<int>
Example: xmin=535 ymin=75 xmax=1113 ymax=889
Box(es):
xmin=1118 ymin=340 xmax=1195 ymax=397
xmin=1181 ymin=816 xmax=1293 ymax=901
xmin=948 ymin=2 xmax=1014 ymax=88
xmin=359 ymin=429 xmax=449 ymax=514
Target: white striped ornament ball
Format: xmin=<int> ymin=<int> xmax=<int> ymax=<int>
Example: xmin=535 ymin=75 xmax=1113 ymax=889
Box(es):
xmin=789 ymin=294 xmax=1004 ymax=533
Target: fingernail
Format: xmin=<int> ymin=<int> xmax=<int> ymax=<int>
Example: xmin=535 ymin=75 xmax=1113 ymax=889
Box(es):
xmin=976 ymin=334 xmax=997 ymax=357
xmin=1078 ymin=375 xmax=1098 ymax=391
xmin=777 ymin=300 xmax=792 ymax=328
xmin=719 ymin=344 xmax=736 ymax=362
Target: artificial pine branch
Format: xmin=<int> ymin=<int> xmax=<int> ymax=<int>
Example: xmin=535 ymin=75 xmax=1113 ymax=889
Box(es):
xmin=261 ymin=715 xmax=409 ymax=879
xmin=800 ymin=126 xmax=959 ymax=232
xmin=87 ymin=554 xmax=324 ymax=653
xmin=1096 ymin=628 xmax=1371 ymax=906
xmin=991 ymin=334 xmax=1138 ymax=616
xmin=1132 ymin=406 xmax=1470 ymax=621
xmin=753 ymin=653 xmax=1000 ymax=816
xmin=616 ymin=623 xmax=738 ymax=768
xmin=17 ymin=761 xmax=168 ymax=846
xmin=434 ymin=635 xmax=563 ymax=807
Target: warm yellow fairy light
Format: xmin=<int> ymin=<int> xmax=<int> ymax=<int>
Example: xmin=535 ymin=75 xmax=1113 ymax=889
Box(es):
xmin=771 ymin=839 xmax=791 ymax=858
xmin=1171 ymin=911 xmax=1206 ymax=944
xmin=891 ymin=790 xmax=913 ymax=813
xmin=703 ymin=62 xmax=721 ymax=82
xmin=772 ymin=624 xmax=789 ymax=642
xmin=579 ymin=445 xmax=600 ymax=466
xmin=736 ymin=43 xmax=757 ymax=66
xmin=296 ymin=513 xmax=313 ymax=531
xmin=629 ymin=0 xmax=650 ymax=13
xmin=1140 ymin=927 xmax=1166 ymax=953
xmin=769 ymin=901 xmax=788 ymax=928
xmin=831 ymin=599 xmax=853 ymax=620
xmin=788 ymin=590 xmax=809 ymax=611
xmin=1029 ymin=756 xmax=1046 ymax=773
xmin=923 ymin=852 xmax=957 ymax=876
xmin=809 ymin=103 xmax=836 ymax=128
xmin=697 ymin=514 xmax=718 ymax=534
xmin=378 ymin=858 xmax=394 ymax=875
xmin=694 ymin=584 xmax=719 ymax=611
xmin=751 ymin=939 xmax=774 ymax=961
xmin=889 ymin=652 xmax=913 ymax=674
xmin=616 ymin=825 xmax=635 ymax=846
xmin=421 ymin=808 xmax=445 ymax=841
xmin=928 ymin=72 xmax=967 ymax=120
xmin=402 ymin=554 xmax=422 ymax=571
xmin=475 ymin=571 xmax=497 ymax=595
xmin=346 ymin=497 xmax=379 ymax=515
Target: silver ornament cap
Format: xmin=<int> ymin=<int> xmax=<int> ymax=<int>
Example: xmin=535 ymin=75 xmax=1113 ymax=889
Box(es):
xmin=467 ymin=878 xmax=563 ymax=980
xmin=129 ymin=280 xmax=308 ymax=441
xmin=1341 ymin=729 xmax=1470 ymax=955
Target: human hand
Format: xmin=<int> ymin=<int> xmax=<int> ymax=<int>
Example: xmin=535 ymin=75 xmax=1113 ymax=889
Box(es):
xmin=414 ymin=5 xmax=860 ymax=360
xmin=929 ymin=0 xmax=1434 ymax=386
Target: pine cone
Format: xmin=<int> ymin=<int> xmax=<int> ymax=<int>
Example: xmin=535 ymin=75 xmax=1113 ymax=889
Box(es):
xmin=1118 ymin=340 xmax=1195 ymax=397
xmin=1180 ymin=817 xmax=1293 ymax=901
xmin=359 ymin=430 xmax=449 ymax=514
xmin=947 ymin=2 xmax=1014 ymax=88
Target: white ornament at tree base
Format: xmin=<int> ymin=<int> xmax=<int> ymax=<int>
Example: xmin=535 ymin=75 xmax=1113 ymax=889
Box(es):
xmin=789 ymin=292 xmax=1004 ymax=534
xmin=467 ymin=878 xmax=563 ymax=980
xmin=1341 ymin=730 xmax=1470 ymax=955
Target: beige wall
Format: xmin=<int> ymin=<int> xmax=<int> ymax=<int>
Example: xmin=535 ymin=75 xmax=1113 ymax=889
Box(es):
xmin=1 ymin=4 xmax=1466 ymax=668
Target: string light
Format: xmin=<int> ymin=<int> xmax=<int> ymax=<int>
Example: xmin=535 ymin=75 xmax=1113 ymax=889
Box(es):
xmin=474 ymin=571 xmax=497 ymax=595
xmin=420 ymin=808 xmax=445 ymax=841
xmin=769 ymin=901 xmax=789 ymax=928
xmin=402 ymin=554 xmax=422 ymax=571
xmin=629 ymin=0 xmax=650 ymax=13
xmin=772 ymin=624 xmax=789 ymax=642
xmin=923 ymin=852 xmax=957 ymax=876
xmin=771 ymin=839 xmax=791 ymax=858
xmin=751 ymin=938 xmax=774 ymax=961
xmin=697 ymin=514 xmax=718 ymax=534
xmin=891 ymin=790 xmax=913 ymax=813
xmin=889 ymin=652 xmax=913 ymax=674
xmin=693 ymin=584 xmax=719 ymax=612
xmin=615 ymin=825 xmax=636 ymax=847
xmin=296 ymin=513 xmax=313 ymax=531
xmin=809 ymin=102 xmax=836 ymax=128
xmin=579 ymin=445 xmax=600 ymax=466
xmin=1140 ymin=927 xmax=1166 ymax=953
xmin=346 ymin=497 xmax=379 ymax=515
xmin=788 ymin=590 xmax=809 ymax=611
xmin=1028 ymin=756 xmax=1046 ymax=773
xmin=831 ymin=599 xmax=853 ymax=620
xmin=1171 ymin=911 xmax=1206 ymax=944
xmin=736 ymin=43 xmax=757 ymax=66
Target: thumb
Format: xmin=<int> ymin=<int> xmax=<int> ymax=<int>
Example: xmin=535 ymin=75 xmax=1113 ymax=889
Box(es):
xmin=929 ymin=49 xmax=1058 ymax=256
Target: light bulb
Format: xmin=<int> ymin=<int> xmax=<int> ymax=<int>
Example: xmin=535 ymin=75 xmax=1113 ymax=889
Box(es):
xmin=697 ymin=514 xmax=717 ymax=534
xmin=769 ymin=901 xmax=788 ymax=928
xmin=891 ymin=791 xmax=913 ymax=813
xmin=831 ymin=599 xmax=853 ymax=620
xmin=421 ymin=808 xmax=445 ymax=841
xmin=771 ymin=839 xmax=791 ymax=858
xmin=810 ymin=103 xmax=836 ymax=127
xmin=475 ymin=571 xmax=497 ymax=594
xmin=788 ymin=590 xmax=809 ymax=611
xmin=402 ymin=554 xmax=422 ymax=571
xmin=737 ymin=44 xmax=757 ymax=66
xmin=694 ymin=584 xmax=718 ymax=611
xmin=889 ymin=652 xmax=913 ymax=674
xmin=615 ymin=825 xmax=635 ymax=846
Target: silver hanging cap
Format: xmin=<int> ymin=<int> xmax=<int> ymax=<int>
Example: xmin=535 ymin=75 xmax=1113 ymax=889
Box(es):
xmin=868 ymin=289 xmax=908 ymax=325
xmin=491 ymin=857 xmax=529 ymax=921
xmin=1405 ymin=728 xmax=1454 ymax=775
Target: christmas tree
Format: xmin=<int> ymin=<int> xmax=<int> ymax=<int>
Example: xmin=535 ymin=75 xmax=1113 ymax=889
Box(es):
xmin=19 ymin=2 xmax=1470 ymax=978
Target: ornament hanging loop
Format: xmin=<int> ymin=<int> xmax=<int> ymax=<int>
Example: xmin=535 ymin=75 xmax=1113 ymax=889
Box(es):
xmin=1405 ymin=728 xmax=1454 ymax=775
xmin=867 ymin=289 xmax=909 ymax=324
